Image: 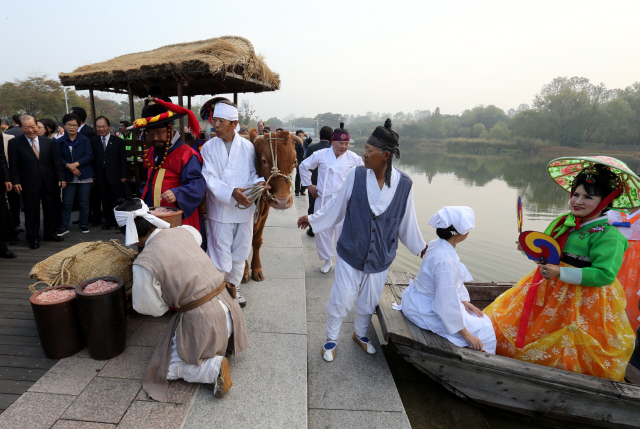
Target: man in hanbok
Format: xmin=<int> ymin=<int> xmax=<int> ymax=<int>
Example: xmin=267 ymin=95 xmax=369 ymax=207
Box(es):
xmin=298 ymin=119 xmax=427 ymax=362
xmin=134 ymin=98 xmax=207 ymax=247
xmin=299 ymin=123 xmax=363 ymax=273
xmin=114 ymin=199 xmax=248 ymax=401
xmin=201 ymin=101 xmax=266 ymax=308
xmin=303 ymin=126 xmax=333 ymax=237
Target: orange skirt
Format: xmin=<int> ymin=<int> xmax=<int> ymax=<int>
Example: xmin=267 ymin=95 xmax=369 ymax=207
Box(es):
xmin=618 ymin=241 xmax=640 ymax=332
xmin=484 ymin=265 xmax=635 ymax=381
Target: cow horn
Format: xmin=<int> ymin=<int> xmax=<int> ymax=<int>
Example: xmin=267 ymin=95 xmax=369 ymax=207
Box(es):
xmin=291 ymin=135 xmax=303 ymax=145
xmin=254 ymin=134 xmax=265 ymax=142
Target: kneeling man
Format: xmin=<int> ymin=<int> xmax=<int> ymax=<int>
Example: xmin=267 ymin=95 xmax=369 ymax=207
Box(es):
xmin=298 ymin=119 xmax=426 ymax=362
xmin=115 ymin=199 xmax=248 ymax=401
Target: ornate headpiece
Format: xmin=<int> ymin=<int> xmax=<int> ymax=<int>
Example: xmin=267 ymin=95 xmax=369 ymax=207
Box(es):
xmin=130 ymin=97 xmax=201 ymax=136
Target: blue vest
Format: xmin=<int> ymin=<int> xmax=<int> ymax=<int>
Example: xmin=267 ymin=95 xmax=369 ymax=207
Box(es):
xmin=336 ymin=166 xmax=413 ymax=274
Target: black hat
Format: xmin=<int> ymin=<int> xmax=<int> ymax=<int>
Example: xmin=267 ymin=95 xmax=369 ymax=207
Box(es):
xmin=370 ymin=118 xmax=399 ymax=148
xmin=132 ymin=98 xmax=187 ymax=130
xmin=367 ymin=118 xmax=400 ymax=188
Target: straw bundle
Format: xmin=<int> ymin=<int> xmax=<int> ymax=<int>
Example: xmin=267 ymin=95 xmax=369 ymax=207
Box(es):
xmin=29 ymin=240 xmax=137 ymax=297
xmin=59 ymin=36 xmax=280 ymax=94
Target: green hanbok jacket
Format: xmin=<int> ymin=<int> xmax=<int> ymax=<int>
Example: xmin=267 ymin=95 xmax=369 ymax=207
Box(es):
xmin=545 ymin=214 xmax=628 ymax=287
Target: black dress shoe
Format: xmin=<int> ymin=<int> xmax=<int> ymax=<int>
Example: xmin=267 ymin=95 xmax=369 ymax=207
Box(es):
xmin=29 ymin=241 xmax=40 ymax=249
xmin=44 ymin=235 xmax=64 ymax=242
xmin=1 ymin=250 xmax=17 ymax=259
xmin=92 ymin=221 xmax=102 ymax=227
xmin=15 ymin=227 xmax=24 ymax=233
xmin=102 ymin=222 xmax=113 ymax=230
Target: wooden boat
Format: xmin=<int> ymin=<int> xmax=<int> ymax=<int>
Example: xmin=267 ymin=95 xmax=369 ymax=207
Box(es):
xmin=376 ymin=271 xmax=640 ymax=429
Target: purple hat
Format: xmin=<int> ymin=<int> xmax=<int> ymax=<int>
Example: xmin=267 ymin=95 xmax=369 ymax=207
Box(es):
xmin=332 ymin=122 xmax=350 ymax=142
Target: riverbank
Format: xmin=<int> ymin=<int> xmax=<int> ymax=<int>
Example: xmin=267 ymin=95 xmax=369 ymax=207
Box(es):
xmin=354 ymin=136 xmax=640 ymax=156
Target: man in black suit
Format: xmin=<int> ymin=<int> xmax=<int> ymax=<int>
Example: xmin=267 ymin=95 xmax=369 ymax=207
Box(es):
xmin=294 ymin=130 xmax=308 ymax=196
xmin=0 ymin=134 xmax=17 ymax=258
xmin=4 ymin=114 xmax=23 ymax=137
xmin=90 ymin=116 xmax=128 ymax=229
xmin=70 ymin=107 xmax=96 ymax=138
xmin=303 ymin=125 xmax=333 ymax=237
xmin=8 ymin=116 xmax=65 ymax=249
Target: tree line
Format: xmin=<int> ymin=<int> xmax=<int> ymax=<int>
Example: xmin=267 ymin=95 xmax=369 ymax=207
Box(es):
xmin=280 ymin=77 xmax=640 ymax=147
xmin=3 ymin=75 xmax=639 ymax=147
xmin=0 ymin=74 xmax=206 ymax=128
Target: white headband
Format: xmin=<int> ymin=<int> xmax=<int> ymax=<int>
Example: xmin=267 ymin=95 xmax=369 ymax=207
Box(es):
xmin=212 ymin=103 xmax=238 ymax=121
xmin=114 ymin=200 xmax=170 ymax=246
xmin=428 ymin=206 xmax=475 ymax=236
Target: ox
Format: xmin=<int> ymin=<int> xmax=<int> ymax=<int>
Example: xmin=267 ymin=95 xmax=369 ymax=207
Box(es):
xmin=242 ymin=130 xmax=299 ymax=282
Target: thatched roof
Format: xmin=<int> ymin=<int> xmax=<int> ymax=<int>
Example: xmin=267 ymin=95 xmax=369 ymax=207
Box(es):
xmin=59 ymin=36 xmax=280 ymax=97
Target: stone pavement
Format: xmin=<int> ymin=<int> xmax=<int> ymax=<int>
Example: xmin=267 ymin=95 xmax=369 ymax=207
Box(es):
xmin=0 ymin=190 xmax=410 ymax=428
xmin=183 ymin=203 xmax=308 ymax=429
xmin=292 ymin=195 xmax=411 ymax=429
xmin=0 ymin=304 xmax=195 ymax=429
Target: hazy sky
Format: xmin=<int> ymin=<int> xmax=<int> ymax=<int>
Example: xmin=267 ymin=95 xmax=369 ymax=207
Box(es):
xmin=2 ymin=0 xmax=639 ymax=121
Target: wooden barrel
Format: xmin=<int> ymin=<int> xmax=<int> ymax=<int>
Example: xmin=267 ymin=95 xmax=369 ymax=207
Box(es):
xmin=75 ymin=276 xmax=127 ymax=360
xmin=149 ymin=207 xmax=183 ymax=228
xmin=30 ymin=285 xmax=85 ymax=359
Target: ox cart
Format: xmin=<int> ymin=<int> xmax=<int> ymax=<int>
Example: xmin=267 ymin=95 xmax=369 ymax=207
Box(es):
xmin=377 ymin=271 xmax=640 ymax=429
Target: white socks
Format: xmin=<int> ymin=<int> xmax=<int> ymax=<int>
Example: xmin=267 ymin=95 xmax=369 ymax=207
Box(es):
xmin=320 ymin=259 xmax=332 ymax=273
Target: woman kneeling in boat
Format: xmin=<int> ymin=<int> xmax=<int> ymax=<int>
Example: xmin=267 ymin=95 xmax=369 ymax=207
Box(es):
xmin=485 ymin=160 xmax=636 ymax=381
xmin=399 ymin=206 xmax=497 ymax=353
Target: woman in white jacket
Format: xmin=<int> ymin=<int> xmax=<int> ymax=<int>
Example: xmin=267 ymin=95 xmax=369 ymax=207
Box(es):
xmin=398 ymin=206 xmax=496 ymax=353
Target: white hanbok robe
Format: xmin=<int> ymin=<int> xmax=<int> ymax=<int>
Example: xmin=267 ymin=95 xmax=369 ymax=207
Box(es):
xmin=309 ymin=166 xmax=426 ymax=340
xmin=299 ymin=148 xmax=363 ymax=260
xmin=399 ymin=238 xmax=496 ymax=354
xmin=201 ymin=133 xmax=264 ymax=285
xmin=131 ymin=226 xmax=234 ymax=385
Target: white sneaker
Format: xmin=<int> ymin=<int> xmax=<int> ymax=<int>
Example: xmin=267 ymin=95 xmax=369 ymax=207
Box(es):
xmin=320 ymin=260 xmax=332 ymax=274
xmin=236 ymin=284 xmax=247 ymax=308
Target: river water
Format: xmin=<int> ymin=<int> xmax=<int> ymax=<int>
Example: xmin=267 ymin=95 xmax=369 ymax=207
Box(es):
xmin=348 ymin=145 xmax=640 ymax=428
xmin=375 ymin=147 xmax=640 ymax=282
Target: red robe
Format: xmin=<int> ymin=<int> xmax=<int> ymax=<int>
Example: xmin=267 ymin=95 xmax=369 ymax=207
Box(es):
xmin=141 ymin=142 xmax=205 ymax=233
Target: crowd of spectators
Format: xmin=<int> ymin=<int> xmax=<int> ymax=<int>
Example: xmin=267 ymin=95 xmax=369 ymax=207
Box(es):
xmin=0 ymin=108 xmax=129 ymax=258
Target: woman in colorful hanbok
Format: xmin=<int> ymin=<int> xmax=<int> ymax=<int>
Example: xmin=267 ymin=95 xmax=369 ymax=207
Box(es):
xmin=398 ymin=206 xmax=497 ymax=353
xmin=608 ymin=207 xmax=640 ymax=332
xmin=485 ymin=157 xmax=637 ymax=381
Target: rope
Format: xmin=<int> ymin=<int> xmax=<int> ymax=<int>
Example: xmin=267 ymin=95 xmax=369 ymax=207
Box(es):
xmin=235 ymin=135 xmax=293 ymax=223
xmin=28 ymin=240 xmax=136 ymax=293
xmin=29 ymin=281 xmax=54 ymax=294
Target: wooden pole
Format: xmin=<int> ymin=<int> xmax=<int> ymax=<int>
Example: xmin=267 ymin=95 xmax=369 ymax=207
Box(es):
xmin=187 ymin=95 xmax=193 ymax=138
xmin=127 ymin=87 xmax=140 ymax=188
xmin=127 ymin=87 xmax=135 ymax=123
xmin=233 ymin=93 xmax=238 ymax=105
xmin=177 ymin=82 xmax=184 ymax=141
xmin=89 ymin=89 xmax=97 ymax=129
